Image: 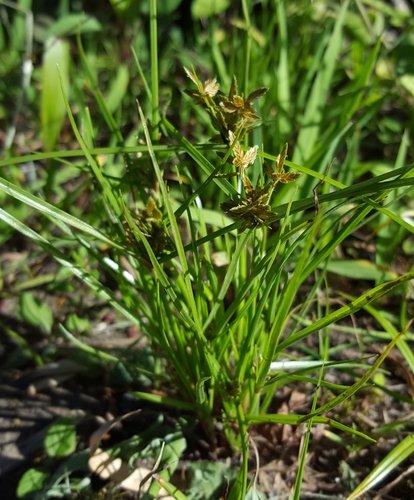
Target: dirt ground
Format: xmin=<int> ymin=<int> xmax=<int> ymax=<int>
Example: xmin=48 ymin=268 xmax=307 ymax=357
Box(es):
xmin=1 ymin=316 xmax=414 ymax=500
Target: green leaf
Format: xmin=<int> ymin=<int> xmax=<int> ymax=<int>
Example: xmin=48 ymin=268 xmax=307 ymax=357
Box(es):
xmin=399 ymin=74 xmax=414 ymax=97
xmin=106 ymin=64 xmax=129 ymax=113
xmin=0 ymin=175 xmax=123 ymax=249
xmin=396 ymin=42 xmax=414 ymax=77
xmin=109 ymin=361 xmax=133 ymax=386
xmin=66 ymin=313 xmax=90 ymax=335
xmin=322 ymin=259 xmax=397 ymax=281
xmin=109 ymin=0 xmax=141 ymax=17
xmin=160 ymin=432 xmax=187 ymax=467
xmin=246 ymin=487 xmax=267 ymax=500
xmin=17 ymin=468 xmax=47 ymax=498
xmin=41 ymin=37 xmax=70 ymax=151
xmin=44 ymin=416 xmax=76 ymax=457
xmin=195 ymin=377 xmax=211 ymax=404
xmin=46 ymin=14 xmax=101 ymax=37
xmin=293 ymin=0 xmax=350 ymax=166
xmin=19 ymin=292 xmax=53 ymax=334
xmin=140 ymin=0 xmax=183 ymax=15
xmin=347 ymin=435 xmax=414 ymax=499
xmin=187 ymin=461 xmax=237 ymax=500
xmin=191 ymin=0 xmax=230 ymax=18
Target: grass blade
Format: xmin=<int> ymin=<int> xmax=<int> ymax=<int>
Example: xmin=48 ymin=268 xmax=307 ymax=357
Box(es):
xmin=0 ymin=175 xmax=122 ymax=248
xmin=347 ymin=435 xmax=414 ymax=499
xmin=41 ymin=36 xmax=70 ymax=151
xmin=277 ymin=271 xmax=414 ymax=353
xmin=293 ymin=0 xmax=350 ymax=166
xmin=137 ymin=102 xmax=202 ymax=335
xmin=0 ymin=208 xmax=140 ymax=327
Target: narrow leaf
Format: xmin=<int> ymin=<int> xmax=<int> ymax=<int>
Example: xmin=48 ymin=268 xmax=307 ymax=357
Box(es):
xmin=41 ymin=37 xmax=70 ymax=151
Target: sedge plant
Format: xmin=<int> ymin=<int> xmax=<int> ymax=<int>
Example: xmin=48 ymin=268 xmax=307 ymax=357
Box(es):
xmin=2 ymin=64 xmax=414 ymax=498
xmin=2 ymin=2 xmax=414 ymax=498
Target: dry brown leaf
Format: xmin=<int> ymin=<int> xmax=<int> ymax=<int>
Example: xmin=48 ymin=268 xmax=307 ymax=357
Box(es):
xmin=89 ymin=409 xmax=141 ymax=456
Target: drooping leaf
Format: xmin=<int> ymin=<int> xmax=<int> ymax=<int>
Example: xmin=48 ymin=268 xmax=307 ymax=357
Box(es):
xmin=195 ymin=377 xmax=211 ymax=404
xmin=66 ymin=313 xmax=91 ymax=336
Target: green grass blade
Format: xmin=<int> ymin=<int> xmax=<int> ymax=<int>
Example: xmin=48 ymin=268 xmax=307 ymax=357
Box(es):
xmin=299 ymin=332 xmax=404 ymax=422
xmin=130 ymin=391 xmax=197 ymax=411
xmin=155 ymin=476 xmax=188 ymax=500
xmin=257 ymin=217 xmax=319 ymax=389
xmin=0 ymin=175 xmax=122 ymax=248
xmin=295 ymin=30 xmax=330 ymax=114
xmin=276 ymin=271 xmax=414 ymax=353
xmin=76 ymin=33 xmax=123 ymax=143
xmin=358 ymin=302 xmax=414 ymax=374
xmin=41 ymin=36 xmax=70 ymax=151
xmin=150 ymin=0 xmax=159 ymax=141
xmin=376 ymin=128 xmax=410 ymax=265
xmin=162 ymin=117 xmax=238 ymax=197
xmin=137 ymin=102 xmax=202 ymax=335
xmin=246 ymin=415 xmax=374 ymax=443
xmin=203 ymin=230 xmax=252 ymax=332
xmin=0 ymin=208 xmax=141 ymax=327
xmin=275 ymin=0 xmax=291 ymax=139
xmin=293 ymin=0 xmax=350 ymax=166
xmin=341 ymin=37 xmax=381 ymax=127
xmin=0 ymin=144 xmax=223 ymax=168
xmin=131 ymin=45 xmax=152 ymax=101
xmin=57 ymin=66 xmax=122 ymax=219
xmin=347 ymin=435 xmax=414 ymax=499
xmin=59 ymin=324 xmax=119 ymax=363
xmin=105 ymin=63 xmax=129 ymax=114
xmin=121 ymin=199 xmax=196 ymax=330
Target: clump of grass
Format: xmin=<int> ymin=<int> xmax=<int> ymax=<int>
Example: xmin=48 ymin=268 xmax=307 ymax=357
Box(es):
xmin=2 ymin=2 xmax=414 ymax=498
xmin=2 ymin=59 xmax=413 ymax=500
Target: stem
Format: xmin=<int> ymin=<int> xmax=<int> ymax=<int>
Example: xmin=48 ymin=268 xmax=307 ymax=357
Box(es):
xmin=241 ymin=0 xmax=252 ymax=101
xmin=236 ymin=402 xmax=249 ymax=498
xmin=150 ymin=0 xmax=159 ymax=142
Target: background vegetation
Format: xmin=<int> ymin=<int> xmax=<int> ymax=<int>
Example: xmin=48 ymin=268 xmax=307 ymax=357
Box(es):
xmin=1 ymin=0 xmax=414 ymax=499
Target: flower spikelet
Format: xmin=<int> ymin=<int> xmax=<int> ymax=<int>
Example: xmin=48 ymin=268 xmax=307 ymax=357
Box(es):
xmin=204 ymin=78 xmax=219 ymax=98
xmin=229 ymin=131 xmax=258 ymax=173
xmin=265 ymin=144 xmax=301 ymax=185
xmin=184 ymin=67 xmax=219 ymax=104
